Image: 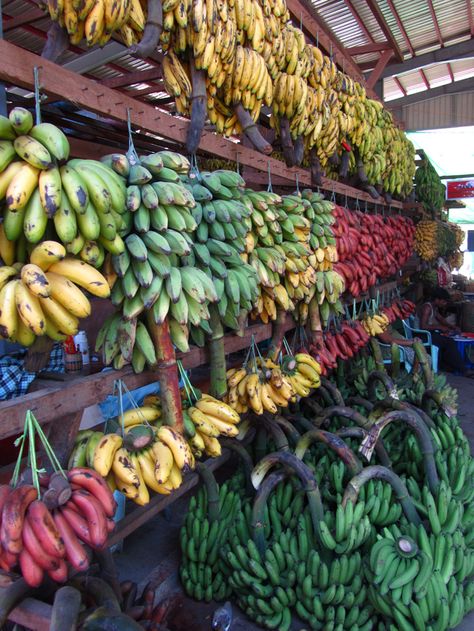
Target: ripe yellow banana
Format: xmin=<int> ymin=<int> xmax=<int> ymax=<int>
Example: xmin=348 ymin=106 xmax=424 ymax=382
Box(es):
xmin=45 ymin=272 xmax=91 ymax=318
xmin=20 ymin=264 xmax=51 ymax=298
xmin=30 ymin=241 xmax=66 ymax=271
xmin=157 ymin=426 xmax=194 ymax=472
xmin=15 ymin=282 xmax=45 ymax=335
xmin=93 ymin=433 xmax=123 ymax=476
xmin=196 ymin=395 xmax=240 ymax=424
xmin=151 ymin=440 xmax=174 ymax=485
xmin=0 ymin=279 xmax=19 ymax=339
xmin=119 ymin=406 xmax=161 ymax=428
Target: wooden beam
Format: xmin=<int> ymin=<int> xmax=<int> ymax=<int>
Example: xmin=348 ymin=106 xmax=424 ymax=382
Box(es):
xmin=363 ymin=0 xmax=405 ymax=62
xmin=393 ymin=76 xmax=407 ymax=97
xmin=367 ymin=50 xmax=394 ymax=89
xmin=2 ymin=9 xmax=45 ymax=31
xmin=345 ymin=0 xmax=377 ymax=45
xmin=103 ymin=67 xmax=163 ymax=88
xmin=427 ymin=0 xmax=444 ymax=47
xmin=378 ymin=37 xmax=474 ymax=79
xmin=69 ymin=136 xmax=127 ymax=158
xmin=447 ymin=62 xmax=455 ymax=82
xmin=347 ymin=42 xmax=392 ymax=55
xmin=388 ymin=74 xmax=474 ymax=106
xmin=468 ymin=0 xmax=474 ymax=36
xmin=385 ymin=0 xmax=415 ymax=56
xmin=419 ymin=68 xmax=431 ymax=90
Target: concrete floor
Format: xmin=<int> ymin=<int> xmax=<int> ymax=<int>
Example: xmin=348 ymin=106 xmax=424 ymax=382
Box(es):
xmin=114 ymin=374 xmax=474 ymax=630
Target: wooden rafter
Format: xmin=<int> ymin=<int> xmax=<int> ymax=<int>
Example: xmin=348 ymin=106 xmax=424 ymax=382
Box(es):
xmin=447 ymin=62 xmax=455 ymax=82
xmin=103 ymin=67 xmax=163 ymax=88
xmin=468 ymin=0 xmax=474 ymax=35
xmin=367 ymin=49 xmax=394 ymax=89
xmin=363 ymin=0 xmax=404 ymax=62
xmin=347 ymin=42 xmax=392 ymax=55
xmin=419 ymin=68 xmax=431 ymax=89
xmin=345 ymin=0 xmax=377 ymax=44
xmin=2 ymin=9 xmax=45 ymax=31
xmin=427 ymin=0 xmax=444 ymax=47
xmin=393 ymin=76 xmax=407 ymax=97
xmin=385 ymin=0 xmax=415 ymax=56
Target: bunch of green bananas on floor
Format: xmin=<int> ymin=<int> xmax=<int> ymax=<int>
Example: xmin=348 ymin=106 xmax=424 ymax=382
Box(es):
xmin=179 ymin=479 xmax=241 ymax=602
xmin=318 ymin=502 xmax=372 ymax=554
xmin=43 ymin=0 xmax=147 ymax=48
xmin=0 ymin=108 xmax=128 ymax=267
xmin=180 ymin=168 xmax=260 ymax=342
xmin=295 ymin=548 xmax=374 ymax=630
xmin=415 ymin=157 xmax=446 ymax=212
xmin=357 ymin=478 xmax=403 ymax=528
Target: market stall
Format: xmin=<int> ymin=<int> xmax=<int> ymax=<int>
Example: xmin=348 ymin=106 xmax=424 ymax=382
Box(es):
xmin=0 ymin=0 xmax=473 ymax=629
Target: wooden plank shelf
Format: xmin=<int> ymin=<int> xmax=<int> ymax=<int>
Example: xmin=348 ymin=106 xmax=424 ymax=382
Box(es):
xmin=0 ymin=318 xmax=295 ymax=442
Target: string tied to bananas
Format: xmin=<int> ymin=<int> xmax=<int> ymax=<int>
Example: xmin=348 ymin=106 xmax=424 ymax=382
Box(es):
xmin=112 ymin=378 xmax=153 ymax=436
xmin=33 ymin=66 xmax=44 ymax=125
xmin=12 ymin=409 xmax=66 ymax=498
xmin=266 ymin=160 xmax=273 ymax=193
xmin=177 ymin=359 xmax=199 ymax=406
xmin=126 ymin=107 xmax=140 ymax=167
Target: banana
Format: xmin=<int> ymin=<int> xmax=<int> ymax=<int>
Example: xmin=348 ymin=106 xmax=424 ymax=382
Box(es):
xmin=13 ymin=135 xmax=53 ymax=169
xmin=93 ymin=433 xmax=123 ymax=476
xmin=151 ymin=440 xmax=175 ymax=485
xmin=157 ymin=426 xmax=194 ymax=472
xmin=15 ymin=281 xmax=46 ymax=335
xmin=20 ymin=264 xmax=51 ymax=298
xmin=38 ymin=295 xmax=79 ymax=336
xmin=196 ymin=395 xmax=240 ymax=424
xmin=120 ymin=406 xmax=161 ymax=428
xmin=48 ymin=258 xmax=110 ymax=297
xmin=5 ymin=163 xmax=39 ymax=211
xmin=30 ymin=123 xmax=70 ymax=162
xmin=30 ymin=241 xmax=66 ymax=271
xmin=0 ymin=279 xmax=20 ymax=339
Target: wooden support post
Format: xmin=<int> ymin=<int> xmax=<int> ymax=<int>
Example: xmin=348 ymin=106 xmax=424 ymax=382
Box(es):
xmin=208 ymin=306 xmax=227 ymax=400
xmin=367 ymin=50 xmax=394 ymax=90
xmin=44 ymin=410 xmax=83 ymax=468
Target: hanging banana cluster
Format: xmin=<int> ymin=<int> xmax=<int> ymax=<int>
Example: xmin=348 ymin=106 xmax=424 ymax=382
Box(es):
xmin=0 ymin=107 xmax=128 ymax=269
xmin=415 ymin=219 xmax=438 ymax=261
xmin=43 ymin=0 xmax=147 ymax=48
xmin=0 ymin=241 xmax=109 ymax=346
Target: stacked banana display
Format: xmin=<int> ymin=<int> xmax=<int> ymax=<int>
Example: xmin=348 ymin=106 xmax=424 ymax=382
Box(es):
xmin=225 ymin=353 xmax=322 ymax=415
xmin=0 ymin=241 xmax=109 ymax=345
xmin=415 ymin=219 xmax=438 ymax=261
xmin=415 ymin=157 xmax=446 ymax=213
xmin=0 ymin=108 xmax=128 ymax=267
xmin=42 ymin=0 xmax=147 ymax=48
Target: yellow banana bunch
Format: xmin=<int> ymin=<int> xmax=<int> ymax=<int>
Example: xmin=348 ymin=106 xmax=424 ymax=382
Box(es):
xmin=45 ymin=0 xmax=147 ymax=48
xmin=415 ymin=219 xmax=438 ymax=261
xmin=361 ymin=312 xmax=390 ymax=336
xmin=0 ymin=241 xmax=107 ymax=345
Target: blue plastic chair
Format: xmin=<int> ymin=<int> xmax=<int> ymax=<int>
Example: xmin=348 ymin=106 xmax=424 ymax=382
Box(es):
xmin=402 ymin=318 xmax=439 ymax=373
xmin=379 ymin=343 xmax=412 ymax=373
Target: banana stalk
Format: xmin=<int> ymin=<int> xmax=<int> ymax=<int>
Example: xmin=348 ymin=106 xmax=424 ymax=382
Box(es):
xmin=367 ymin=370 xmax=398 ymax=402
xmin=257 ymin=414 xmax=290 ymax=452
xmin=130 ymin=0 xmax=163 ymax=59
xmin=342 ymin=465 xmax=422 ymax=526
xmin=320 ymin=377 xmax=345 ymax=406
xmin=279 ymin=117 xmax=295 ymax=167
xmin=146 ymin=313 xmax=183 ymax=432
xmin=421 ymin=388 xmax=454 ymax=418
xmin=219 ymin=438 xmax=254 ymax=496
xmin=186 ymin=58 xmax=207 ymax=155
xmin=335 ymin=426 xmax=391 ymax=468
xmin=361 ymin=409 xmax=439 ymax=494
xmin=295 ymin=429 xmax=363 ymax=477
xmin=310 ymin=148 xmax=323 ymax=188
xmin=208 ymin=305 xmax=227 ymax=400
xmin=266 ymin=308 xmax=287 ymax=362
xmin=308 ymin=296 xmax=323 ymax=342
xmin=234 ymin=103 xmax=272 ymax=155
xmin=251 ymin=471 xmax=288 ymax=556
xmin=390 ymin=343 xmax=400 ymax=379
xmin=413 ymin=340 xmax=434 ymax=389
xmin=372 ymin=397 xmax=435 ymax=430
xmin=315 ymin=405 xmax=373 ymax=431
xmin=251 ymin=451 xmax=325 ymax=546
xmin=42 ymin=22 xmax=69 ymax=62
xmin=345 ymin=396 xmax=374 ymax=413
xmin=272 ymin=415 xmax=301 ymax=448
xmin=370 ymin=338 xmax=386 ymax=373
xmin=195 ymin=462 xmax=220 ymax=522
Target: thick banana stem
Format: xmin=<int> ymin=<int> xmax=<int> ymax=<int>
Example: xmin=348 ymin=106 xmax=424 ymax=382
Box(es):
xmin=42 ymin=22 xmax=69 ymax=62
xmin=413 ymin=341 xmax=434 ymax=389
xmin=374 ymin=397 xmax=435 ymax=430
xmin=219 ymin=438 xmax=254 ymax=496
xmin=130 ymin=0 xmax=163 ymax=59
xmin=279 ymin=117 xmax=295 ymax=166
xmin=342 ymin=465 xmax=422 ymax=526
xmin=301 ymin=396 xmax=324 ymax=417
xmin=196 ymin=462 xmax=220 ymax=522
xmin=421 ymin=389 xmax=454 ymax=419
xmin=320 ymin=377 xmax=345 ymax=406
xmin=70 ymin=576 xmax=121 ymax=614
xmin=356 ymin=154 xmax=379 ymax=199
xmin=294 ymin=135 xmax=304 ymax=166
xmin=336 ymin=427 xmax=391 ymax=468
xmin=251 ymin=471 xmax=288 ymax=555
xmin=234 ymin=103 xmax=272 ymax=155
xmin=295 ymin=429 xmax=363 ymax=477
xmin=187 ymin=58 xmax=207 ymax=155
xmin=310 ymin=148 xmax=323 ymax=187
xmin=251 ymin=451 xmax=324 ymax=543
xmin=94 ymin=548 xmax=123 ymax=604
xmin=146 ymin=314 xmax=183 ymax=432
xmin=315 ymin=405 xmax=372 ymax=431
xmin=208 ymin=305 xmax=227 ymax=399
xmin=346 ymin=396 xmax=374 ymax=413
xmin=254 ymin=427 xmax=268 ymax=463
xmin=258 ymin=414 xmax=290 ymax=452
xmin=390 ymin=343 xmax=400 ymax=379
xmin=361 ymin=410 xmax=439 ymax=494
xmin=308 ymin=296 xmax=323 ymax=341
xmin=0 ymin=578 xmax=37 ymax=627
xmin=370 ymin=338 xmax=386 ymax=373
xmin=285 ymin=412 xmax=317 ymax=434
xmin=339 ymin=150 xmax=350 ymax=179
xmin=267 ymin=308 xmax=287 ymax=362
xmin=367 ymin=370 xmax=398 ymax=402
xmin=273 ymin=415 xmax=301 ymax=447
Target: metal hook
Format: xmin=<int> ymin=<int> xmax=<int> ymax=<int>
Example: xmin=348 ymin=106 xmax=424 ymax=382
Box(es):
xmin=126 ymin=108 xmax=140 ymax=166
xmin=267 ymin=161 xmax=273 ymax=193
xmin=33 ymin=67 xmax=42 ymax=126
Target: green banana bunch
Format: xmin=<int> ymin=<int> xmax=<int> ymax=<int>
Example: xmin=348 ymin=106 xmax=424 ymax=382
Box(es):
xmin=415 ymin=157 xmax=446 ymax=212
xmin=179 ymin=479 xmax=241 ymax=602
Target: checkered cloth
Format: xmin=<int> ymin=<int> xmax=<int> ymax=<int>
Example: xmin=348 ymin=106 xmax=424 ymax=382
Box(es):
xmin=0 ymin=344 xmax=65 ymax=400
